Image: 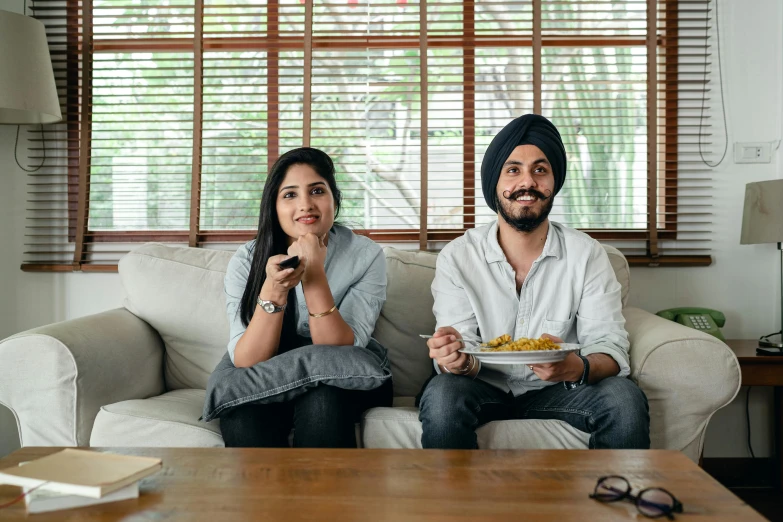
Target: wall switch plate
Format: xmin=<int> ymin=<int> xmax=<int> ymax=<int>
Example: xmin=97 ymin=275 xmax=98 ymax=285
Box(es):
xmin=734 ymin=142 xmax=772 ymax=163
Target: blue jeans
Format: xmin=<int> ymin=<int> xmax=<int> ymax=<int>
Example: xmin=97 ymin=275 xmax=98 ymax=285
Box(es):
xmin=418 ymin=374 xmax=650 ymax=449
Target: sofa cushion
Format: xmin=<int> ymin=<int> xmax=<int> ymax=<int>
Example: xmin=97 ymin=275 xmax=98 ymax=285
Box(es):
xmin=603 ymin=244 xmax=630 ymax=308
xmin=91 ymin=391 xmax=589 ymax=450
xmin=119 ymin=244 xmax=233 ymax=391
xmin=372 ymin=248 xmax=438 ymax=398
xmin=90 ymin=389 xmax=223 ymax=447
xmin=361 ymin=407 xmax=590 ymax=449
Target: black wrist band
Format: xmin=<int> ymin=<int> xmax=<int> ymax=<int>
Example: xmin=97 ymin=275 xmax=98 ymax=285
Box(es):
xmin=564 ymin=354 xmax=590 ymax=390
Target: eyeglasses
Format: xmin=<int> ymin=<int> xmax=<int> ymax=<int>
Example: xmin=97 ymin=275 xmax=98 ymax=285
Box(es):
xmin=589 ymin=475 xmax=684 ymax=519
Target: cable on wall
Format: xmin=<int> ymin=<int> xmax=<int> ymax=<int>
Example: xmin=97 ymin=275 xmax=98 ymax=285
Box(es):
xmin=746 ymin=386 xmax=755 ymax=459
xmin=698 ymin=0 xmax=729 ymax=168
xmin=14 ymin=126 xmax=46 ymax=173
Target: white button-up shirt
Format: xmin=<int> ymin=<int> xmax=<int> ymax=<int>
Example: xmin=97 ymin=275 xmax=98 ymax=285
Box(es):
xmin=432 ymin=220 xmax=630 ymax=396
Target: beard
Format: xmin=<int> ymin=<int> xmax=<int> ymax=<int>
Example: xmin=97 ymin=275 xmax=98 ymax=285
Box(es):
xmin=495 ymin=188 xmax=554 ymax=233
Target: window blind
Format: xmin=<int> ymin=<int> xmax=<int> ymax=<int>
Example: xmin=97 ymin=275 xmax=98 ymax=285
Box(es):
xmin=23 ymin=0 xmax=716 ymax=270
xmin=22 ymin=0 xmax=80 ymax=270
xmin=199 ymin=0 xmax=305 ymax=242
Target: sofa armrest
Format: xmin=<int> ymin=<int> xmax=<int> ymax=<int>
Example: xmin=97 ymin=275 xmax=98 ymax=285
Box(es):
xmin=623 ymin=306 xmax=741 ymax=461
xmin=0 ymin=308 xmax=165 ymax=447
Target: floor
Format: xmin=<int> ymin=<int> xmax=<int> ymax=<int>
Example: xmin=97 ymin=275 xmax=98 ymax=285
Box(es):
xmin=731 ymin=489 xmax=783 ymax=522
xmin=702 ymin=457 xmax=781 ymax=521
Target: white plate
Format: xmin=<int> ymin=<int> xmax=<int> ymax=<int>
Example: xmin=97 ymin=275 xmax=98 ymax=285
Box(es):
xmin=460 ymin=343 xmax=581 ymax=365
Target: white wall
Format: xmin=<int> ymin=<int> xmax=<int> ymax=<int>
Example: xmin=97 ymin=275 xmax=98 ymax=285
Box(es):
xmin=627 ymin=0 xmax=783 ymax=458
xmin=0 ymin=120 xmax=125 ymax=456
xmin=1 ymin=0 xmax=782 ymax=459
xmin=0 ymin=0 xmax=127 ymax=457
xmin=0 ymin=0 xmax=21 ymax=456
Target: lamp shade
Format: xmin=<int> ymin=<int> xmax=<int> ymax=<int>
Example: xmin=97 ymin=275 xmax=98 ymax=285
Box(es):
xmin=0 ymin=10 xmax=62 ymax=124
xmin=740 ymin=179 xmax=783 ymax=245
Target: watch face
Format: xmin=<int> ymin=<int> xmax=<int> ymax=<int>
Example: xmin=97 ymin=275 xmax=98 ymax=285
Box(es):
xmin=263 ymin=302 xmax=276 ymax=313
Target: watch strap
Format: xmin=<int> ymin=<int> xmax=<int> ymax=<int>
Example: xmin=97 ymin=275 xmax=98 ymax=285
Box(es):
xmin=564 ymin=353 xmax=590 ymax=390
xmin=257 ymin=297 xmax=285 ymax=313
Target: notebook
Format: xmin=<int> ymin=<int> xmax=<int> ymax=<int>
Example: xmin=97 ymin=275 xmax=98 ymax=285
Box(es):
xmin=24 ymin=482 xmax=139 ymax=514
xmin=0 ymin=449 xmax=162 ymax=499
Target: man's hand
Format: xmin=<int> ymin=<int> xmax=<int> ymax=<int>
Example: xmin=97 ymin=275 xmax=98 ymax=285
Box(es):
xmin=427 ymin=326 xmax=470 ymax=374
xmin=528 ymin=334 xmax=583 ymax=382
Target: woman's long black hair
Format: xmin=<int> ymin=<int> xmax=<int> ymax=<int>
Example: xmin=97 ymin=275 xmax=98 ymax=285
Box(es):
xmin=239 ymin=148 xmax=342 ymax=348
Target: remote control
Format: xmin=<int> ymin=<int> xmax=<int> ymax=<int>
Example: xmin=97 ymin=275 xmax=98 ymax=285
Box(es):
xmin=278 ymin=256 xmax=300 ymax=270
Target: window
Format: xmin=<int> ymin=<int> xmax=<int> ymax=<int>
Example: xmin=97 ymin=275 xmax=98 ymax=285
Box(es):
xmin=23 ymin=0 xmax=716 ymax=271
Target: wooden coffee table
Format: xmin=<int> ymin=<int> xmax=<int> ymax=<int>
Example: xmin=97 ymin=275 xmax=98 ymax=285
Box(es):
xmin=0 ymin=447 xmax=764 ymax=521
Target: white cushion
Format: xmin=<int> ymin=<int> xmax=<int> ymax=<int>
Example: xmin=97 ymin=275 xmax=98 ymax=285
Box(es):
xmin=361 ymin=405 xmax=590 ymax=449
xmin=372 ymin=248 xmax=438 ymax=398
xmin=90 ymin=387 xmax=590 ymax=450
xmin=602 ymin=244 xmax=630 ymax=308
xmin=90 ymin=389 xmax=223 ymax=447
xmin=119 ymin=244 xmax=233 ymax=391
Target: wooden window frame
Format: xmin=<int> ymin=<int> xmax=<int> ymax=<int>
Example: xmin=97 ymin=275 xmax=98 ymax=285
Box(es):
xmin=28 ymin=0 xmax=711 ymax=272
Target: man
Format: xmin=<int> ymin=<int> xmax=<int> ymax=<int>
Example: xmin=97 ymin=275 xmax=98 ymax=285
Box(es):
xmin=419 ymin=114 xmax=650 ymax=450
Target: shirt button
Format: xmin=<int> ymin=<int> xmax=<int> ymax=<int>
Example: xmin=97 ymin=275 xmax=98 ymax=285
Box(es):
xmin=303 ymin=323 xmax=309 ymax=328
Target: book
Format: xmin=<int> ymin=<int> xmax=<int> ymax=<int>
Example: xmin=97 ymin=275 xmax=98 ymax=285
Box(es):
xmin=24 ymin=482 xmax=139 ymax=514
xmin=0 ymin=449 xmax=161 ymax=499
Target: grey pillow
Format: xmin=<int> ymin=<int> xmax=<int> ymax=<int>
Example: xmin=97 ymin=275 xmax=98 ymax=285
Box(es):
xmin=202 ymin=340 xmax=391 ymax=421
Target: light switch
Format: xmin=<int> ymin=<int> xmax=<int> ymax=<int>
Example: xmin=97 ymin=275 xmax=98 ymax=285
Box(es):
xmin=734 ymin=142 xmax=772 ymax=164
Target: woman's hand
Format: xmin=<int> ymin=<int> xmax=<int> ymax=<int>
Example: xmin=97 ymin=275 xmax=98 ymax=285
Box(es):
xmin=288 ymin=233 xmax=327 ymax=283
xmin=259 ymin=254 xmax=305 ymax=304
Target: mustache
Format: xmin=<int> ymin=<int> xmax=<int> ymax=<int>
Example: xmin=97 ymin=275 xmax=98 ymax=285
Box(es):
xmin=502 ymin=188 xmax=552 ymax=201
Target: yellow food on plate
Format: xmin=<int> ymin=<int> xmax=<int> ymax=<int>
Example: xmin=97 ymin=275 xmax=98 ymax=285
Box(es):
xmin=482 ymin=334 xmax=512 ymax=347
xmin=480 ymin=336 xmax=560 ymax=352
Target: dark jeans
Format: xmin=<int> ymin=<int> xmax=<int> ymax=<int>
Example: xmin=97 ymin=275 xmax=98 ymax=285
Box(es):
xmin=221 ymin=378 xmax=393 ymax=448
xmin=418 ymin=374 xmax=650 ymax=450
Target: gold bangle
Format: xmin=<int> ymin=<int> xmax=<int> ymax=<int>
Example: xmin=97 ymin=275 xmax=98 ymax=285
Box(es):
xmin=308 ymin=304 xmax=337 ymax=318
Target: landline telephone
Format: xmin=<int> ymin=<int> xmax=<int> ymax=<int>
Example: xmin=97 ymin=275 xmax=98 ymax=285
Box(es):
xmin=655 ymin=307 xmax=726 ymax=341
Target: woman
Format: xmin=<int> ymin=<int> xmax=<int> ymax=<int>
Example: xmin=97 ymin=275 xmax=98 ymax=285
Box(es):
xmin=220 ymin=147 xmax=392 ymax=448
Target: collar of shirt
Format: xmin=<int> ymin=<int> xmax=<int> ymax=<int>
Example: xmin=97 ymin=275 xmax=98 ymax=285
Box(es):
xmin=483 ymin=220 xmax=564 ymax=265
xmin=322 ymin=227 xmax=339 ymax=270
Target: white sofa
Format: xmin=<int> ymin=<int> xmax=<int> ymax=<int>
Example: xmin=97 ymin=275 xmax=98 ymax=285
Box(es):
xmin=0 ymin=243 xmax=741 ymax=461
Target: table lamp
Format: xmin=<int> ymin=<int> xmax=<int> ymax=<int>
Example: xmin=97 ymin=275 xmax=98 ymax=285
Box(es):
xmin=741 ymin=179 xmax=783 ymax=349
xmin=0 ymin=9 xmax=62 ymax=124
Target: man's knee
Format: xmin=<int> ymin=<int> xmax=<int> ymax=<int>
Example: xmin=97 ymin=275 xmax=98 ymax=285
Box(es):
xmin=594 ymin=377 xmax=650 ymax=433
xmin=594 ymin=376 xmax=647 ymax=407
xmin=419 ymin=374 xmax=477 ymax=420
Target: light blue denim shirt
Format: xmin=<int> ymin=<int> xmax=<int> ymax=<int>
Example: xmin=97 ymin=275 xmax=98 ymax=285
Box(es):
xmin=225 ymin=225 xmax=387 ymax=364
xmin=432 ymin=220 xmax=630 ymax=396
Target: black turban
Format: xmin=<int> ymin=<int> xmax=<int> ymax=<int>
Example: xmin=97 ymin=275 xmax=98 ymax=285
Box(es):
xmin=480 ymin=114 xmax=567 ymax=212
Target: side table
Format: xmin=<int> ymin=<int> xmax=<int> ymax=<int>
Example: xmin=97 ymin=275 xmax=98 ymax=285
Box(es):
xmin=725 ymin=339 xmax=783 ymax=491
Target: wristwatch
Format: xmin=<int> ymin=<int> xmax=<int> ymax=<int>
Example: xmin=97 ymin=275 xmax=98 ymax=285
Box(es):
xmin=257 ymin=297 xmax=285 ymax=314
xmin=563 ymin=353 xmax=590 ymax=390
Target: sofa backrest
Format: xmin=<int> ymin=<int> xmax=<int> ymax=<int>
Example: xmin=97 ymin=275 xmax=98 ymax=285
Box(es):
xmin=119 ymin=241 xmax=629 ymax=395
xmin=119 ymin=244 xmax=234 ymax=391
